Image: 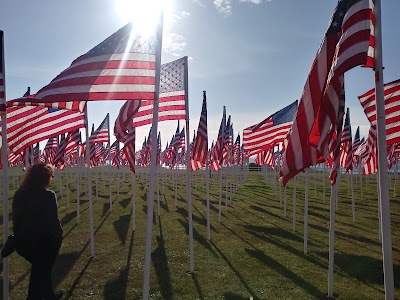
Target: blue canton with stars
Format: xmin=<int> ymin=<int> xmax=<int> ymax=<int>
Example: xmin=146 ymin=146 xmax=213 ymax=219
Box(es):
xmin=160 ymin=57 xmax=185 ymax=94
xmin=327 ymin=0 xmax=363 ymax=34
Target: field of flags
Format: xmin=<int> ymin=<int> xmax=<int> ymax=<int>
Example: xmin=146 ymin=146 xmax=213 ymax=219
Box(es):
xmin=0 ymin=0 xmax=399 ymax=299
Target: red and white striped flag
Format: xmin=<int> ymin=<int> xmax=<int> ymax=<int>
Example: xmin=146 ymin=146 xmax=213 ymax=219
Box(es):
xmin=210 ymin=113 xmax=225 ymax=171
xmin=281 ymin=0 xmax=374 ymax=185
xmin=132 ymin=57 xmax=186 ymax=127
xmin=89 ymin=114 xmax=109 ymax=144
xmin=190 ymin=92 xmax=208 ymax=171
xmin=358 ymin=79 xmax=400 ymax=145
xmin=339 ymin=108 xmax=353 ymax=172
xmin=7 ymin=22 xmax=161 ymax=112
xmin=243 ymin=100 xmax=297 ymax=157
xmin=114 ymin=100 xmax=142 ymax=172
xmin=352 ymin=126 xmax=361 ymax=168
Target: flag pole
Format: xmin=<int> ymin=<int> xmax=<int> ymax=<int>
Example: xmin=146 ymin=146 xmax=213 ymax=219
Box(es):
xmin=304 ymin=168 xmax=309 ymax=254
xmin=218 ymin=106 xmax=226 ymax=223
xmin=1 ymin=30 xmax=10 ymax=300
xmin=183 ymin=56 xmax=194 ymax=273
xmin=84 ymin=109 xmax=95 ymax=256
xmin=143 ymin=11 xmax=164 ymax=300
xmin=373 ymin=1 xmax=395 ymax=298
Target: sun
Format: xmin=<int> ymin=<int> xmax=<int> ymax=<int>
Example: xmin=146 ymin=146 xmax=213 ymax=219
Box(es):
xmin=114 ymin=0 xmax=169 ymax=34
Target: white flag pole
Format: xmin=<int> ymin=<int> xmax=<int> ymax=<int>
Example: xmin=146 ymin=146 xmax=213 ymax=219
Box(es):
xmin=143 ymin=12 xmax=164 ymax=299
xmin=85 ymin=110 xmax=95 ymax=257
xmin=218 ymin=107 xmax=226 ymax=223
xmin=131 ymin=171 xmax=136 ymax=231
xmin=292 ymin=175 xmax=297 ymax=232
xmin=304 ymin=169 xmax=309 ymax=254
xmin=183 ymin=56 xmax=194 ymax=273
xmin=76 ymin=147 xmax=81 ymax=223
xmin=374 ymin=1 xmax=395 ymax=297
xmin=1 ymin=30 xmax=10 ymax=300
xmin=351 ymin=169 xmax=355 ymax=222
xmin=206 ymin=151 xmax=211 ymax=241
xmin=327 ymin=181 xmax=337 ymax=297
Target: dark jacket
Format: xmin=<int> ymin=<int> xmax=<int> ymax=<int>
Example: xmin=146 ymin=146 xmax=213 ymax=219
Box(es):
xmin=12 ymin=188 xmax=63 ymax=244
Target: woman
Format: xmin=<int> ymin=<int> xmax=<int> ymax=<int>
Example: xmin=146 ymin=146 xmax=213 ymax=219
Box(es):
xmin=13 ymin=163 xmax=63 ymax=300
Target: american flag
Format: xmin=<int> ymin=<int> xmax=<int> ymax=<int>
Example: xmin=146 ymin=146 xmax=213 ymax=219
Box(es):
xmin=7 ymin=22 xmax=161 ymax=112
xmin=114 ymin=100 xmax=142 ymax=172
xmin=352 ymin=126 xmax=361 ymax=168
xmin=0 ymin=30 xmax=5 ymax=112
xmin=358 ymin=79 xmax=400 ymax=145
xmin=53 ymin=133 xmax=70 ymax=167
xmin=179 ymin=127 xmax=185 ymax=150
xmin=190 ymin=92 xmax=208 ymax=171
xmin=4 ymin=88 xmax=85 ymax=155
xmin=210 ymin=112 xmax=226 ymax=171
xmin=42 ymin=137 xmax=58 ymax=163
xmin=281 ymin=0 xmax=374 ymax=185
xmin=339 ymin=108 xmax=353 ymax=172
xmin=89 ymin=114 xmax=109 ymax=143
xmin=354 ymin=137 xmax=367 ymax=159
xmin=264 ymin=148 xmax=274 ymax=168
xmin=132 ymin=57 xmax=186 ymax=127
xmin=65 ymin=129 xmax=81 ymax=156
xmin=361 ymin=127 xmax=377 ymax=175
xmin=243 ymin=100 xmax=297 ymax=157
xmin=122 ymin=128 xmax=136 ymax=172
xmin=32 ymin=143 xmax=40 ymax=163
xmin=233 ymin=134 xmax=240 ymax=166
xmin=109 ymin=140 xmax=120 ymax=167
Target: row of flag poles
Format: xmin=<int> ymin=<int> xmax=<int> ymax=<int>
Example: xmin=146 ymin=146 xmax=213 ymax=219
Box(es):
xmin=0 ymin=0 xmax=398 ymax=299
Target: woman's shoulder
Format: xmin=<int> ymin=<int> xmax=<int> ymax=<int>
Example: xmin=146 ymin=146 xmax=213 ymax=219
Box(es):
xmin=44 ymin=189 xmax=57 ymax=197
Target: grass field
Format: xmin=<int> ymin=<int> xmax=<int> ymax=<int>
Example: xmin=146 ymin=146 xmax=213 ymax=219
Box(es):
xmin=1 ymin=168 xmax=399 ymax=299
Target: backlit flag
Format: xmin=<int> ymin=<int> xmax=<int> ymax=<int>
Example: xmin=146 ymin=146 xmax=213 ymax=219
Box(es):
xmin=233 ymin=135 xmax=240 ymax=166
xmin=358 ymin=79 xmax=400 ymax=145
xmin=352 ymin=126 xmax=361 ymax=168
xmin=339 ymin=108 xmax=353 ymax=172
xmin=132 ymin=57 xmax=186 ymax=127
xmin=281 ymin=0 xmax=374 ymax=185
xmin=210 ymin=112 xmax=225 ymax=171
xmin=0 ymin=31 xmax=5 ymax=112
xmin=42 ymin=137 xmax=58 ymax=163
xmin=114 ymin=100 xmax=141 ymax=172
xmin=53 ymin=133 xmax=70 ymax=166
xmin=7 ymin=22 xmax=162 ymax=112
xmin=89 ymin=114 xmax=109 ymax=143
xmin=65 ymin=129 xmax=81 ymax=156
xmin=190 ymin=92 xmax=208 ymax=171
xmin=243 ymin=100 xmax=297 ymax=157
xmin=4 ymin=87 xmax=85 ymax=155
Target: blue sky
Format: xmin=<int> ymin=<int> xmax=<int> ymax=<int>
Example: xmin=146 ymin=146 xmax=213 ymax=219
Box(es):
xmin=1 ymin=0 xmax=400 ymax=150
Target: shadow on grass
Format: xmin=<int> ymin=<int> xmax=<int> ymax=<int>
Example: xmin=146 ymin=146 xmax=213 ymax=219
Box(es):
xmin=333 ymin=253 xmax=400 ymax=289
xmin=64 ymin=257 xmax=94 ymax=300
xmin=210 ymin=241 xmax=259 ymax=300
xmin=160 ymin=194 xmax=169 ymax=213
xmin=119 ymin=197 xmax=130 ymax=209
xmin=177 ymin=219 xmax=218 ymax=258
xmin=61 ymin=211 xmax=77 ymax=227
xmin=103 ymin=231 xmax=135 ymax=300
xmin=142 ymin=205 xmax=156 ymax=225
xmin=245 ymin=248 xmax=325 ymax=299
xmin=113 ymin=214 xmax=131 ymax=245
xmin=191 ymin=273 xmax=204 ymax=300
xmin=152 ymin=216 xmax=173 ymax=299
xmin=223 ymin=292 xmax=254 ymax=300
xmin=176 ymin=207 xmax=216 ymax=232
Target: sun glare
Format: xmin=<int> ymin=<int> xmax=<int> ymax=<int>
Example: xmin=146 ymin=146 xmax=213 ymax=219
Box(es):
xmin=115 ymin=0 xmax=168 ymax=35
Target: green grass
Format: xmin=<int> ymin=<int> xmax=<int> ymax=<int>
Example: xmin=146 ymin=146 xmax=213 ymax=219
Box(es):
xmin=1 ymin=169 xmax=399 ymax=299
